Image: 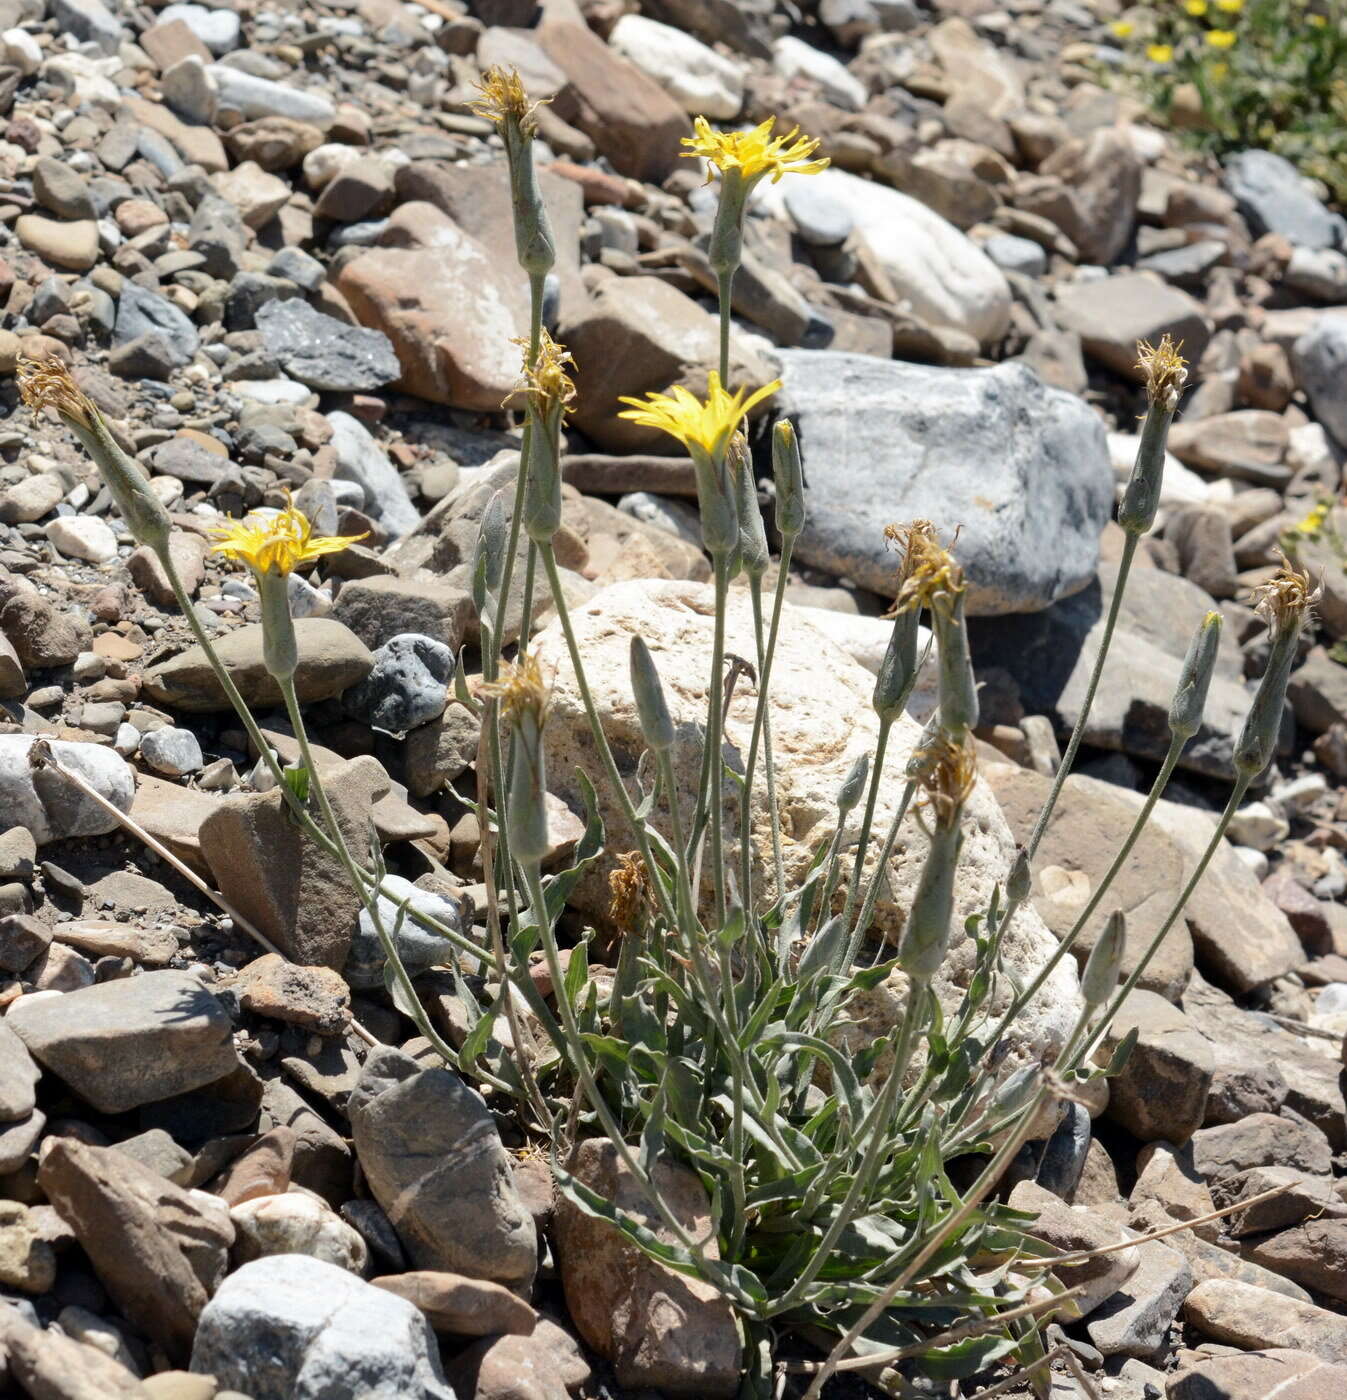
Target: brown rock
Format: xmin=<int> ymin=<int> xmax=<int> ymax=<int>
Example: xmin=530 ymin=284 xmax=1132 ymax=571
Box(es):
xmin=329 ymin=573 xmax=474 ymax=652
xmin=1 ymin=591 xmax=90 ymax=669
xmin=1211 ymin=1165 xmax=1342 ymax=1238
xmin=554 ymin=1138 xmax=741 ymax=1396
xmin=129 ymin=775 xmax=217 ymax=880
xmin=372 ymin=1270 xmax=538 ymax=1337
xmin=445 ymin=1316 xmax=591 ymax=1400
xmin=1169 ymin=1349 xmax=1347 ymax=1400
xmin=314 ymin=155 xmax=395 ymax=222
xmin=231 ymin=953 xmax=350 ymax=1034
xmin=127 ymin=532 xmax=208 ymax=608
xmin=1190 ymin=1112 xmax=1334 ymax=1186
xmin=226 ymin=116 xmax=324 ymax=172
xmin=0 ymin=1301 xmax=150 ymax=1397
xmin=1168 ymin=412 xmax=1290 ymax=487
xmin=37 ymin=1138 xmax=233 ymax=1361
xmin=1098 ymin=990 xmax=1213 ymax=1145
xmin=1245 ymin=1219 xmax=1347 ymax=1303
xmin=535 ymin=19 xmax=688 ymax=182
xmin=15 ymin=215 xmax=98 ymax=271
xmin=213 ymin=1125 xmax=296 ymax=1207
xmin=122 ymin=94 xmax=227 ymax=172
xmin=1132 ymin=1140 xmax=1218 ymax=1241
xmin=1035 ymin=128 xmax=1143 ymax=266
xmin=140 ymin=16 xmax=212 ymax=69
xmin=1183 ymin=1279 xmax=1347 ymax=1362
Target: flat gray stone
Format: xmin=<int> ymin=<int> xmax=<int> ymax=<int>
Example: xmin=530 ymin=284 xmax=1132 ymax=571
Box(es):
xmin=1087 ymin=1239 xmax=1193 ymax=1360
xmin=6 ymin=971 xmax=240 ymax=1114
xmin=115 ymin=283 xmax=199 ymax=368
xmin=1224 ymin=150 xmax=1347 ymax=251
xmin=778 ymin=351 xmax=1113 ymax=615
xmin=1291 ymin=316 xmax=1347 ymax=448
xmin=255 ymin=298 xmax=399 ymax=393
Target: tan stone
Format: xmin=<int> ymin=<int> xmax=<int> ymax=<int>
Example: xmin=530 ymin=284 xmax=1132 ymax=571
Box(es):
xmin=371 ymin=1271 xmax=538 ymax=1337
xmin=1183 ymin=1279 xmax=1347 ymax=1362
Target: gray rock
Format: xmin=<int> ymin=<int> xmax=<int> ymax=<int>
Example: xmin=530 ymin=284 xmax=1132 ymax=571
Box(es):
xmin=984 ymin=233 xmax=1048 ymax=277
xmin=162 ymin=55 xmax=218 ymax=126
xmin=349 ymin=1047 xmax=537 ymax=1288
xmin=209 ymin=65 xmax=336 ymax=124
xmin=343 ymin=874 xmax=462 ymax=990
xmin=6 ymin=970 xmax=240 ymax=1114
xmin=32 ymin=159 xmax=94 ymax=222
xmin=0 ymin=735 xmax=133 ymax=844
xmin=778 ymin=350 xmax=1113 ymax=614
xmin=970 ymin=563 xmax=1257 ymax=778
xmin=138 ymin=726 xmax=204 ymax=777
xmin=191 ymin=1254 xmax=453 ymax=1400
xmin=115 ymin=283 xmax=199 ymax=368
xmin=783 ymin=183 xmax=853 ymax=247
xmin=268 ymin=246 xmax=326 ymax=291
xmin=343 ymin=633 xmax=452 ymax=737
xmin=1224 ymin=150 xmax=1347 ymax=251
xmin=1036 ymin=1099 xmax=1090 ymax=1197
xmin=328 ymin=411 xmax=421 ymax=538
xmin=1291 ymin=317 xmax=1347 ymax=448
xmin=1086 ymin=1240 xmax=1192 ymax=1360
xmin=0 ymin=1020 xmax=39 ymax=1123
xmin=255 ymin=299 xmax=399 ymax=393
xmin=50 ymin=0 xmax=123 ymax=51
xmin=189 ymin=193 xmax=246 ymax=279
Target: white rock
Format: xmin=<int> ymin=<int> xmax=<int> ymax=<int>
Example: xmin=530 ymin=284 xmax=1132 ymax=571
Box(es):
xmin=530 ymin=579 xmax=1082 ymax=1065
xmin=138 ymin=726 xmax=203 ymax=777
xmin=792 ymin=605 xmax=939 ymax=715
xmin=754 ymin=167 xmax=1011 ymax=346
xmin=231 ymin=1192 xmax=369 ymax=1274
xmin=1270 ymin=772 xmax=1328 ymax=815
xmin=609 ymin=14 xmax=744 ymax=119
xmin=302 ymin=142 xmax=364 ymax=191
xmin=45 ymin=515 xmax=118 ymax=564
xmin=1 ymin=28 xmax=41 ymax=76
xmin=1108 ymin=432 xmax=1208 ymax=508
xmin=328 ymin=411 xmax=420 ymax=538
xmin=208 ymin=65 xmax=335 ymax=125
xmin=1315 ymin=982 xmax=1347 ymax=1015
xmin=1225 ymin=800 xmax=1288 ymax=852
xmin=44 ymin=52 xmax=120 ymax=108
xmin=161 ymin=2 xmax=241 ymax=53
xmin=1229 ymin=845 xmax=1269 ymax=880
xmin=0 ymin=735 xmax=133 ymax=844
xmin=226 ymin=378 xmax=313 ymax=405
xmin=113 ymin=724 xmax=140 ymax=758
xmin=772 ymin=34 xmax=867 ymax=111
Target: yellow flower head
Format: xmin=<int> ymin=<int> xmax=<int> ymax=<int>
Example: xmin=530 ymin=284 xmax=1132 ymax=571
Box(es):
xmin=211 ymin=503 xmax=366 ymax=577
xmin=514 ymin=329 xmax=576 ymax=416
xmin=1184 ymin=0 xmax=1208 ymax=15
xmin=1307 ymin=11 xmax=1327 ymax=24
xmin=1111 ymin=18 xmax=1135 ymax=35
xmin=469 ymin=66 xmax=544 ymax=134
xmin=1206 ymin=26 xmax=1236 ymax=44
xmin=16 ymin=354 xmax=96 ymax=433
xmin=1215 ymin=0 xmax=1242 ymax=11
xmin=681 ymin=116 xmax=829 ymax=186
xmin=618 ymin=372 xmax=781 ymax=459
xmin=1297 ymin=501 xmax=1330 ymax=536
xmin=1147 ymin=42 xmax=1175 ymax=60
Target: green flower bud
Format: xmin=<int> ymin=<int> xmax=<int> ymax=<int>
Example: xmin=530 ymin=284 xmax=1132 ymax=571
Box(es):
xmin=1169 ymin=610 xmax=1223 ymax=742
xmin=772 ymin=419 xmax=805 ymax=540
xmin=1007 ymin=846 xmax=1031 ymax=905
xmin=630 ymin=636 xmax=674 ymax=753
xmin=472 ymin=489 xmax=509 ymax=619
xmin=873 ymin=607 xmax=920 ymax=723
xmin=932 ymin=593 xmax=979 ymax=739
xmin=507 ymin=708 xmax=550 ymax=864
xmin=732 ymin=439 xmax=769 ymax=579
xmin=1233 ymin=623 xmax=1299 ymax=780
xmin=690 ymin=444 xmax=739 ymax=559
xmin=257 ymin=569 xmax=298 ymax=682
xmin=837 ymin=751 xmax=869 ymax=816
xmin=1081 ymin=909 xmax=1126 ymax=1008
xmin=900 ymin=822 xmax=962 ymax=985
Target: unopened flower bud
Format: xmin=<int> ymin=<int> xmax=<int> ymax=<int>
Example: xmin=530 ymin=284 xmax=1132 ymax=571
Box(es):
xmin=1118 ymin=336 xmax=1187 ymax=537
xmin=519 ymin=332 xmax=574 ymax=544
xmin=731 ymin=436 xmax=768 ymax=579
xmin=482 ymin=655 xmax=551 ymax=863
xmin=991 ymin=1064 xmax=1039 ymax=1118
xmin=837 ymin=751 xmax=869 ymax=816
xmin=1169 ymin=610 xmax=1223 ymax=742
xmin=472 ymin=489 xmax=509 ymax=619
xmin=1081 ymin=910 xmax=1126 ymax=1008
xmin=690 ymin=445 xmax=739 ymax=559
xmin=1007 ymin=846 xmax=1031 ymax=905
xmin=900 ymin=821 xmax=962 ymax=985
xmin=933 ymin=593 xmax=979 ymax=739
xmin=630 ymin=636 xmax=674 ymax=753
xmin=873 ymin=607 xmax=920 ymax=723
xmin=772 ymin=420 xmax=805 ymax=540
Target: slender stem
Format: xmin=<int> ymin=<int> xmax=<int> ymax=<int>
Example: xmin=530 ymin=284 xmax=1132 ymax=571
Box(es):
xmin=706 ymin=555 xmax=731 ymax=926
xmin=716 ymin=268 xmax=733 ymax=383
xmin=840 ymin=717 xmax=893 ymax=935
xmin=1024 ymin=532 xmax=1139 ymax=862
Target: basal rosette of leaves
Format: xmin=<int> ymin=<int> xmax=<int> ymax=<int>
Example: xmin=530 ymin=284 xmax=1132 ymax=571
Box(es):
xmin=1110 ymin=0 xmax=1347 ymax=205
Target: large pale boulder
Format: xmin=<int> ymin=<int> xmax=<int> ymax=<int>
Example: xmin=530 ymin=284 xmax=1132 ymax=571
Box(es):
xmin=755 ymin=167 xmax=1011 ymax=347
xmin=530 ymin=579 xmax=1082 ymax=1062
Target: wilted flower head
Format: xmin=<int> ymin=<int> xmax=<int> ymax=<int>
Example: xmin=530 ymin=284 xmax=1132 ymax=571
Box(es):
xmin=211 ymin=502 xmax=366 ymax=578
xmin=682 ymin=115 xmax=829 ymax=187
xmin=911 ymin=729 xmax=977 ymax=830
xmin=17 ymin=354 xmax=96 ymax=432
xmin=1135 ymin=335 xmax=1188 ymax=410
xmin=618 ymin=372 xmax=780 ymax=460
xmin=1252 ymin=553 xmax=1320 ymax=636
xmin=889 ymin=521 xmax=965 ymax=614
xmin=469 ymin=66 xmax=543 ymax=134
xmin=514 ymin=329 xmax=576 ymax=415
xmin=608 ymin=851 xmax=650 ymax=930
xmin=480 ymin=651 xmax=550 ymax=731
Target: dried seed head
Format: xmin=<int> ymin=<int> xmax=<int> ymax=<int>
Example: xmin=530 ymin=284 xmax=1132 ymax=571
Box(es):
xmin=17 ymin=355 xmax=96 ymax=432
xmin=911 ymin=729 xmax=977 ymax=830
xmin=608 ymin=851 xmax=649 ymax=930
xmin=1252 ymin=552 xmax=1319 ymax=637
xmin=480 ymin=652 xmax=550 ymax=731
xmin=514 ymin=328 xmax=576 ymax=416
xmin=1135 ymin=334 xmax=1188 ymax=410
xmin=469 ymin=66 xmax=543 ymax=134
xmin=888 ymin=521 xmax=965 ymax=614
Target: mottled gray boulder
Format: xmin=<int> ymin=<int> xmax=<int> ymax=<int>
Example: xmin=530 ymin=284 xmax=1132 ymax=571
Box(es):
xmin=0 ymin=735 xmax=133 ymax=843
xmin=349 ymin=1048 xmax=537 ymax=1289
xmin=343 ymin=874 xmax=461 ymax=990
xmin=114 ymin=282 xmax=199 ymax=368
xmin=778 ymin=351 xmax=1112 ymax=614
xmin=342 ymin=633 xmax=452 ymax=737
xmin=191 ymin=1254 xmax=454 ymax=1400
xmin=256 ymin=298 xmax=399 ymax=393
xmin=1291 ymin=317 xmax=1347 ymax=448
xmin=1224 ymin=150 xmax=1346 ymax=251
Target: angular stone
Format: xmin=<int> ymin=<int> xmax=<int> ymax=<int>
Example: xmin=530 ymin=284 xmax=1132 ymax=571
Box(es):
xmin=371 ymin=1270 xmax=538 ymax=1337
xmin=1291 ymin=317 xmax=1347 ymax=449
xmin=555 ymin=1138 xmax=741 ymax=1396
xmin=255 ymin=298 xmax=398 ymax=393
xmin=1099 ymin=991 xmax=1213 ymax=1145
xmin=446 ymin=1316 xmax=591 ymax=1400
xmin=1009 ymin=1179 xmax=1140 ymax=1316
xmin=6 ymin=971 xmax=239 ymax=1113
xmin=1224 ymin=149 xmax=1347 ymax=251
xmin=1211 ymin=1165 xmax=1341 ymax=1238
xmin=1086 ymin=1239 xmax=1191 ymax=1360
xmin=142 ymin=618 xmax=372 ymax=712
xmin=1053 ymin=274 xmax=1211 ymax=382
xmin=1168 ymin=412 xmax=1290 ymax=488
xmin=330 ymin=575 xmax=473 ymax=654
xmin=38 ymin=1137 xmax=233 ymax=1361
xmin=0 ymin=1302 xmax=150 ymax=1397
xmin=1183 ymin=1279 xmax=1347 ymax=1362
xmin=232 ymin=953 xmax=350 ymax=1035
xmin=0 ymin=1019 xmax=39 ymax=1123
xmin=1190 ymin=1112 xmax=1334 ymax=1186
xmin=1245 ymin=1220 xmax=1347 ymax=1303
xmin=779 ymin=351 xmax=1111 ymax=615
xmin=1170 ymin=1350 xmax=1347 ymax=1400
xmin=191 ymin=1254 xmax=453 ymax=1400
xmin=349 ymin=1047 xmax=538 ymax=1288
